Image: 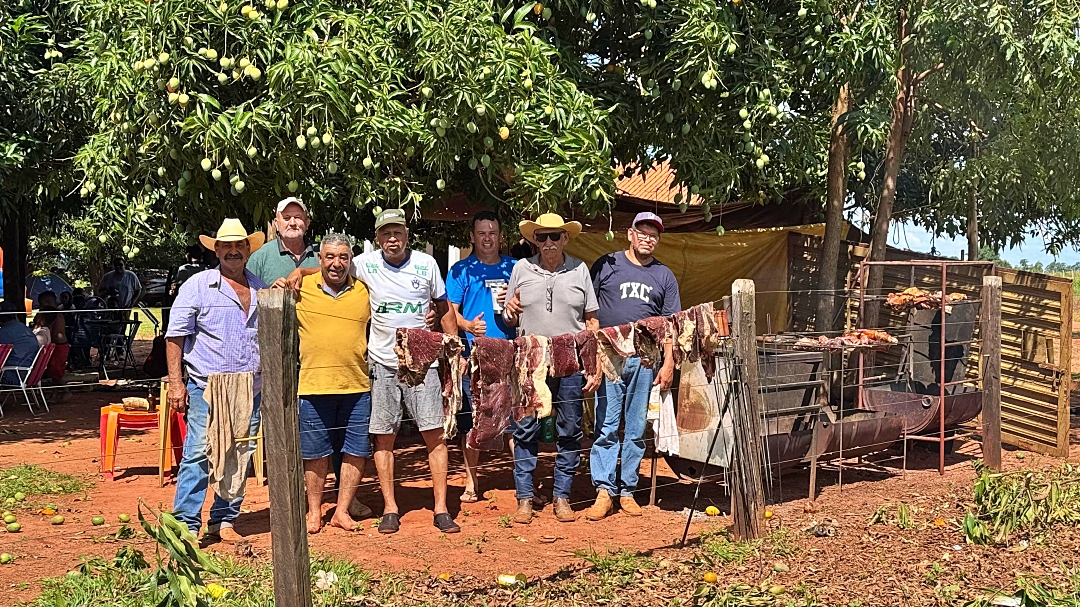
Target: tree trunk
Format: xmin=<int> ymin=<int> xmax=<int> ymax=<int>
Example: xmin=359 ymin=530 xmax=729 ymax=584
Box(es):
xmin=967 ymin=187 xmax=978 ymax=261
xmin=817 ymin=84 xmax=851 ymax=332
xmin=2 ymin=206 xmax=29 ymax=311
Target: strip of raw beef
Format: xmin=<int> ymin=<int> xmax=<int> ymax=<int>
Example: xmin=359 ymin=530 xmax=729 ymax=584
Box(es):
xmin=596 ymin=324 xmax=635 ymax=382
xmin=549 ymin=333 xmax=581 ymax=378
xmin=465 ymin=337 xmax=516 ymax=451
xmin=634 ymin=316 xmax=672 ymax=369
xmin=395 ymin=328 xmax=444 ymax=386
xmin=575 ymin=329 xmax=600 ymax=385
xmin=511 ymin=335 xmax=552 ymax=420
xmin=439 ymin=336 xmax=466 ymax=440
xmin=670 ymin=309 xmax=698 ymax=366
xmin=691 ymin=303 xmax=721 ymax=380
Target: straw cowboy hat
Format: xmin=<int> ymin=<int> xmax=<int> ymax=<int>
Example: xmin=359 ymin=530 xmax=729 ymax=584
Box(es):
xmin=199 ymin=218 xmax=266 ymax=252
xmin=519 ymin=212 xmax=582 ymax=244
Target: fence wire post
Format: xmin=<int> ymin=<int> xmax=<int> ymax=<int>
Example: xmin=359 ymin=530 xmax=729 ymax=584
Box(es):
xmin=730 ymin=279 xmax=766 ymax=541
xmin=981 ymin=275 xmax=1002 ymax=471
xmin=256 ymin=288 xmax=312 ymax=607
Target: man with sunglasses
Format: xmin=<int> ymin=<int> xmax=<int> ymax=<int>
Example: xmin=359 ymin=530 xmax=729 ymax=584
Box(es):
xmin=502 ymin=213 xmax=600 ymax=524
xmin=585 ymin=212 xmax=680 ymax=521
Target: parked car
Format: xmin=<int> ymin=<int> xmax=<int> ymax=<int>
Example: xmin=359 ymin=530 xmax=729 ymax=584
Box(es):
xmin=137 ymin=268 xmax=169 ymax=306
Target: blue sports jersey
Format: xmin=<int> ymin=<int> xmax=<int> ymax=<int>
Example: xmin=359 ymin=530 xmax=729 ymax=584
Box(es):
xmin=446 ymin=255 xmax=516 ymax=349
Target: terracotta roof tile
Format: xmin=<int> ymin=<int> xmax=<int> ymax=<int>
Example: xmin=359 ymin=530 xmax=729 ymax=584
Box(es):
xmin=615 ymin=160 xmax=704 ymax=206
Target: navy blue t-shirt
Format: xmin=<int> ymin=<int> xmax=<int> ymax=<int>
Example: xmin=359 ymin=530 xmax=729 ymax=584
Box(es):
xmin=590 ymin=251 xmax=681 ymax=328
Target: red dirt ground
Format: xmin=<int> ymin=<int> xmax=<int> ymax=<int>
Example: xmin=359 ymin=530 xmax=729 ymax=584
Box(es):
xmin=1 ymin=373 xmax=1077 ymax=604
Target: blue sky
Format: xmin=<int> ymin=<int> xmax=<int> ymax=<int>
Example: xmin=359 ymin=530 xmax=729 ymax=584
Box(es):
xmin=893 ymin=222 xmax=1080 ymax=266
xmin=845 ymin=211 xmax=1080 ymax=266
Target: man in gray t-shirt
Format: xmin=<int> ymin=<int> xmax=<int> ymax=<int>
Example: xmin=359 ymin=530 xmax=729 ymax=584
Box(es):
xmin=503 ymin=213 xmax=600 ymax=525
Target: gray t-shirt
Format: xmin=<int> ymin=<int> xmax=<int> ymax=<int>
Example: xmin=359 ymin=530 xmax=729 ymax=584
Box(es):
xmin=503 ymin=254 xmax=599 ymax=338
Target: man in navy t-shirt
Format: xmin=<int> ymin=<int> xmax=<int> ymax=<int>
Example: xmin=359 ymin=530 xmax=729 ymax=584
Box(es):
xmin=586 ymin=212 xmax=681 ymax=520
xmin=446 ymin=210 xmax=516 ymax=504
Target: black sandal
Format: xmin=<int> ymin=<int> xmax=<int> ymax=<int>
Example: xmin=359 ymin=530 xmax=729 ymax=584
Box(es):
xmin=433 ymin=513 xmax=460 ymax=534
xmin=378 ymin=513 xmax=400 ymax=534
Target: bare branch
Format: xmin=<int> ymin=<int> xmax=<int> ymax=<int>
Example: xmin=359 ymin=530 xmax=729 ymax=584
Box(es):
xmin=913 ymin=62 xmax=946 ymax=87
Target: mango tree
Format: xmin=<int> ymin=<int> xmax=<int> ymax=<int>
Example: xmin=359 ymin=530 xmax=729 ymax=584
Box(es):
xmin=63 ymin=0 xmax=616 ymax=249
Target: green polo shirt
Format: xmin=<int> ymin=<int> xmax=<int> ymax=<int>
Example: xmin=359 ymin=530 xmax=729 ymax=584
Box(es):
xmin=247 ymin=237 xmax=319 ymax=285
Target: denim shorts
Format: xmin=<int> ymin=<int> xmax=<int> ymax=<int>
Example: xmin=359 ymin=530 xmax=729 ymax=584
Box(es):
xmin=299 ymin=392 xmax=372 ymax=460
xmin=369 ymin=362 xmax=444 ymax=435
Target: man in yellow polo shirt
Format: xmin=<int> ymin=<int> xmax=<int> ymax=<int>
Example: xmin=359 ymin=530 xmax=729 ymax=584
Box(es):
xmin=295 ymin=233 xmax=372 ymax=534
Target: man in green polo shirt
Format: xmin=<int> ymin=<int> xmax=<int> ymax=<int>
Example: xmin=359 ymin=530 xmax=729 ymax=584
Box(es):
xmin=247 ymin=197 xmax=319 ymax=286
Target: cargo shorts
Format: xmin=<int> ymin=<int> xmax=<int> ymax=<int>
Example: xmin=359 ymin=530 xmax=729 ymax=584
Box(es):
xmin=369 ymin=361 xmax=444 ymax=435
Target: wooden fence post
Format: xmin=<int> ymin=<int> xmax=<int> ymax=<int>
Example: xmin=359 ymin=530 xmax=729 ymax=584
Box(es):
xmin=981 ymin=275 xmax=1002 ymax=471
xmin=256 ymin=289 xmax=312 ymax=607
xmin=730 ymin=279 xmax=766 ymax=541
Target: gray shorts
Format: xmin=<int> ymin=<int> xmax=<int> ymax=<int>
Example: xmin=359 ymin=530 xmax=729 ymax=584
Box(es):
xmin=369 ymin=362 xmax=444 ymax=435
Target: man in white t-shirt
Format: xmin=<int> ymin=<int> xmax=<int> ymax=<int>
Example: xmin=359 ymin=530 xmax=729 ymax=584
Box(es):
xmin=288 ymin=209 xmax=459 ymax=534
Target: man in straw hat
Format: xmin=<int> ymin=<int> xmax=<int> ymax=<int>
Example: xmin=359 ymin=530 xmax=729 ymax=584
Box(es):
xmin=502 ymin=212 xmax=601 ymax=524
xmin=166 ymin=218 xmax=266 ymax=541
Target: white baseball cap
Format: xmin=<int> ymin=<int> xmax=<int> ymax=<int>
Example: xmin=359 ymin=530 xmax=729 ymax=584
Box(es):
xmin=276 ymin=197 xmax=308 ymax=214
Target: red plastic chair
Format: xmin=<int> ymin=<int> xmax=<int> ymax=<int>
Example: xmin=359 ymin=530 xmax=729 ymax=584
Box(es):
xmin=0 ymin=343 xmax=54 ymax=416
xmin=99 ymin=401 xmax=186 ymax=483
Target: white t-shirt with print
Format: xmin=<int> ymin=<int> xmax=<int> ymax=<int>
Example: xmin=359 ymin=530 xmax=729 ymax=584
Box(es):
xmin=350 ymin=250 xmax=447 ymax=368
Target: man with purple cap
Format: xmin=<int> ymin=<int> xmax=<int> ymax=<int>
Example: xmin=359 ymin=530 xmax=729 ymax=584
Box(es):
xmin=585 ymin=211 xmax=680 ymax=520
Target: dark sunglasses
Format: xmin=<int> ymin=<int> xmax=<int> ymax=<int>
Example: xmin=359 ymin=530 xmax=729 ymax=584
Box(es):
xmin=534 ymin=232 xmax=564 ymax=242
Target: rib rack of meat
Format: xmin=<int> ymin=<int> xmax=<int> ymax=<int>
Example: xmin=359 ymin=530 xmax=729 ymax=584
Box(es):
xmin=596 ymin=324 xmax=635 ymax=382
xmin=466 ymin=337 xmax=517 ymax=451
xmin=792 ymin=329 xmax=898 ymax=351
xmin=549 ymin=333 xmax=581 ymax=378
xmin=884 ymin=286 xmax=967 ymax=312
xmin=512 ymin=335 xmax=552 ymax=420
xmin=634 ymin=316 xmax=672 ymax=369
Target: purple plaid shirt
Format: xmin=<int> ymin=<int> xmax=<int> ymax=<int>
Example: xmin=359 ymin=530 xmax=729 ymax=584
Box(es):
xmin=166 ymin=268 xmax=267 ymax=392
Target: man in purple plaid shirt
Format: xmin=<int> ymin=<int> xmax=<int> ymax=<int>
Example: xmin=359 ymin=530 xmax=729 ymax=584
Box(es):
xmin=166 ymin=218 xmax=267 ymax=542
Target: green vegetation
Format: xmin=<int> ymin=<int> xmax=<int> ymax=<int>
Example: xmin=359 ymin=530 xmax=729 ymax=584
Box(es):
xmin=962 ymin=462 xmax=1080 ymax=546
xmin=0 ymin=465 xmax=91 ymax=503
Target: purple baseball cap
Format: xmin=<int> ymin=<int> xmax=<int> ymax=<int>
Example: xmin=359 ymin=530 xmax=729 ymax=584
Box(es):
xmin=632 ymin=211 xmax=664 ymax=233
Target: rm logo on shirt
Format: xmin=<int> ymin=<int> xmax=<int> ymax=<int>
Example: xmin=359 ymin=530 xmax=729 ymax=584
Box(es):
xmin=619 ymin=282 xmax=653 ymax=302
xmin=376 ymin=301 xmax=424 ymax=314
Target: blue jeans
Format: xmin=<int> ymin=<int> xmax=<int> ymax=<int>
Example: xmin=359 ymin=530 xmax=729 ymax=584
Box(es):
xmin=299 ymin=393 xmax=372 ymax=460
xmin=172 ymin=380 xmax=261 ymax=533
xmin=591 ymin=356 xmax=653 ymax=497
xmin=511 ymin=373 xmax=584 ymax=500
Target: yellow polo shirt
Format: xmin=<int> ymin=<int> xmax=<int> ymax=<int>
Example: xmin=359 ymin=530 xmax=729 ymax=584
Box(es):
xmin=296 ymin=272 xmax=371 ymax=395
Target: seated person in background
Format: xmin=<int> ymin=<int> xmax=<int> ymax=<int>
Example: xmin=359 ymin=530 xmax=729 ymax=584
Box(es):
xmin=58 ymin=291 xmax=73 ymax=310
xmin=0 ymin=301 xmax=41 ymax=385
xmin=32 ymin=317 xmax=52 ymax=347
xmin=35 ymin=291 xmax=69 ymax=385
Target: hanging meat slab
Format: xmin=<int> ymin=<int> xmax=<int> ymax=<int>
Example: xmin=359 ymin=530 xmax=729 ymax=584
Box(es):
xmin=549 ymin=333 xmax=581 ymax=378
xmin=439 ymin=336 xmax=466 ymax=440
xmin=395 ymin=328 xmax=445 ymax=386
xmin=512 ymin=335 xmax=552 ymax=420
xmin=670 ymin=309 xmax=697 ymax=366
xmin=465 ymin=337 xmax=516 ymax=451
xmin=575 ymin=329 xmax=601 ymax=385
xmin=596 ymin=324 xmax=635 ymax=382
xmin=634 ymin=316 xmax=672 ymax=369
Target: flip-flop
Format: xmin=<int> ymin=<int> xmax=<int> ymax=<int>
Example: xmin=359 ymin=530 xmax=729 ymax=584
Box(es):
xmin=433 ymin=513 xmax=461 ymax=534
xmin=459 ymin=490 xmax=479 ymax=504
xmin=378 ymin=513 xmax=400 ymax=534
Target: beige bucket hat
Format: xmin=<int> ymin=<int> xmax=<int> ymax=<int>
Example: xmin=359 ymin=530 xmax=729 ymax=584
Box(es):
xmin=519 ymin=212 xmax=582 ymax=244
xmin=199 ymin=218 xmax=266 ymax=252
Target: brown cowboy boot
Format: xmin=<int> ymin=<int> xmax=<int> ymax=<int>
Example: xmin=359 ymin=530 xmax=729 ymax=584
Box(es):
xmin=513 ymin=498 xmax=533 ymax=525
xmin=620 ymin=495 xmax=643 ymax=516
xmin=585 ymin=489 xmax=613 ymax=521
xmin=553 ymin=497 xmax=578 ymax=522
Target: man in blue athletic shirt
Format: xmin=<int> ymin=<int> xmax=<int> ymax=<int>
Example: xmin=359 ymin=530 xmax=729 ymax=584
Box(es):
xmin=445 ymin=210 xmax=516 ymax=504
xmin=586 ymin=212 xmax=681 ymax=521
